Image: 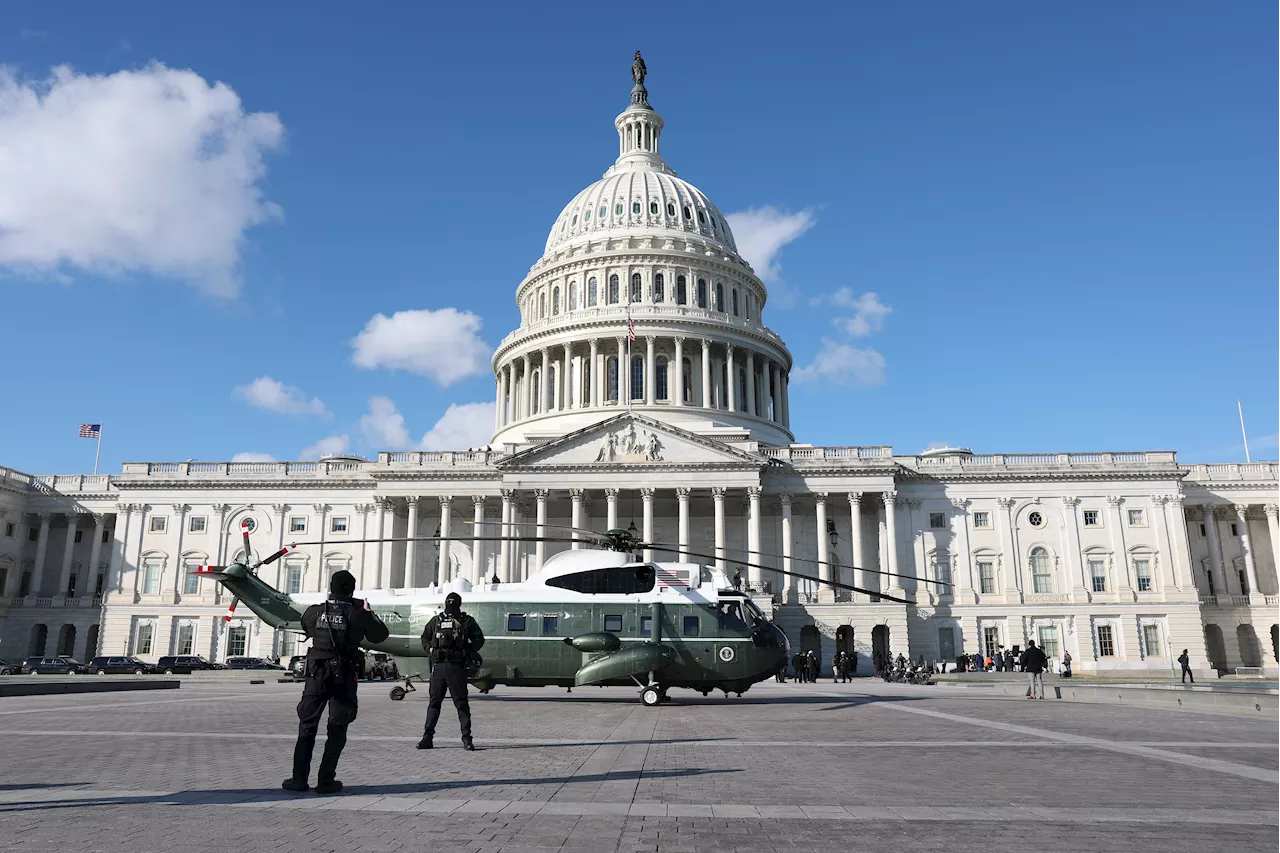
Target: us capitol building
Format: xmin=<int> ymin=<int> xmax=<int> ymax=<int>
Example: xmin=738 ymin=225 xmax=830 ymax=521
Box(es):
xmin=1 ymin=57 xmax=1276 ymax=677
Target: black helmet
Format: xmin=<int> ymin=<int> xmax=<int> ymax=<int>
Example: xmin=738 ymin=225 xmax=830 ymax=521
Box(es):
xmin=444 ymin=592 xmax=462 ymax=614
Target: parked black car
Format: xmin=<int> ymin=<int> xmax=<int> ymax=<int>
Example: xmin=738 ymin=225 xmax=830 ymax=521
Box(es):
xmin=0 ymin=658 xmax=19 ymax=675
xmin=23 ymin=656 xmax=89 ymax=675
xmin=88 ymin=656 xmax=155 ymax=675
xmin=287 ymin=655 xmax=307 ymax=680
xmin=155 ymin=655 xmax=222 ymax=675
xmin=225 ymin=657 xmax=284 ymax=670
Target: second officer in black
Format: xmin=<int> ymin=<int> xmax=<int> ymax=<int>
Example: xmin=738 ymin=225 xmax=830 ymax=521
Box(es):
xmin=417 ymin=592 xmax=484 ymax=750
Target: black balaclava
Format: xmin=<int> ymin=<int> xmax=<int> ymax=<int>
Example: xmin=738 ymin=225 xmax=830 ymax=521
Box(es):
xmin=444 ymin=592 xmax=462 ymax=616
xmin=330 ymin=570 xmax=356 ymax=598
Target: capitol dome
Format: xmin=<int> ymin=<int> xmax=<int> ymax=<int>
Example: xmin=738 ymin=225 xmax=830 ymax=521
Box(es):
xmin=490 ymin=53 xmax=794 ymax=449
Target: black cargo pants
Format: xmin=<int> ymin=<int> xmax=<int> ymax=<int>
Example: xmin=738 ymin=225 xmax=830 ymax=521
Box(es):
xmin=292 ymin=665 xmax=358 ymax=783
xmin=423 ymin=659 xmax=471 ymax=740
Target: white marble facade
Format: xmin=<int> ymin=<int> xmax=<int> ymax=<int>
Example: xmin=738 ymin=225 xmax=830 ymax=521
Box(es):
xmin=2 ymin=63 xmax=1276 ymax=676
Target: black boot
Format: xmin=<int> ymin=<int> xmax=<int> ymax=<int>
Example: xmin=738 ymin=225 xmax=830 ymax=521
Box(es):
xmin=314 ymin=779 xmax=343 ymax=795
xmin=316 ymin=725 xmax=347 ymax=793
xmin=281 ymin=778 xmax=309 ymax=792
xmin=462 ymin=737 xmax=475 ymax=751
xmin=416 ymin=736 xmax=433 ymax=749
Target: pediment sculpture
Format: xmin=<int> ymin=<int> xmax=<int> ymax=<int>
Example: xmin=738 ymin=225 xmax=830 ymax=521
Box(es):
xmin=594 ymin=423 xmax=663 ymax=463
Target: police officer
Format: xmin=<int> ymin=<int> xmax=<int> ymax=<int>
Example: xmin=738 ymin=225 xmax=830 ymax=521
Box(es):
xmin=417 ymin=592 xmax=485 ymax=750
xmin=283 ymin=570 xmax=388 ymax=794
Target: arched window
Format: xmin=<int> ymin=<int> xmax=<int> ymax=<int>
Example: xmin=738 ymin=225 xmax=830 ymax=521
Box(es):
xmin=676 ymin=275 xmax=687 ymax=305
xmin=615 ymin=203 xmax=624 ymax=216
xmin=666 ymin=203 xmax=676 ymax=217
xmin=571 ymin=214 xmax=577 ymax=227
xmin=606 ymin=357 xmax=619 ymax=402
xmin=539 ymin=293 xmax=546 ymax=319
xmin=683 ymin=205 xmax=692 ymax=220
xmin=552 ymin=287 xmax=561 ymax=315
xmin=656 ymin=356 xmax=669 ymax=400
xmin=932 ymin=552 xmax=952 ymax=587
xmin=653 ymin=273 xmax=664 ymax=303
xmin=731 ymin=288 xmax=739 ymax=316
xmin=630 ymin=273 xmax=642 ymax=303
xmin=569 ymin=282 xmax=577 ymax=310
xmin=715 ymin=283 xmax=725 ymax=312
xmin=632 ymin=201 xmax=641 ymax=215
xmin=584 ymin=208 xmax=591 ymax=221
xmin=696 ymin=278 xmax=708 ymax=309
xmin=682 ymin=358 xmax=693 ymax=403
xmin=588 ymin=277 xmax=598 ymax=306
xmin=631 ymin=357 xmax=644 ymax=400
xmin=738 ymin=368 xmax=747 ymax=409
xmin=532 ymin=371 xmax=541 ymax=414
xmin=697 ymin=210 xmax=705 ymax=224
xmin=1030 ymin=547 xmax=1053 ymax=594
xmin=650 ymin=201 xmax=658 ymax=215
xmin=581 ymin=361 xmax=591 ymax=406
xmin=608 ymin=275 xmax=619 ymax=304
xmin=598 ymin=205 xmax=606 ymax=219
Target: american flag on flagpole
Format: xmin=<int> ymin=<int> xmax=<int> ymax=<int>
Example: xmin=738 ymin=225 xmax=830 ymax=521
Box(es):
xmin=78 ymin=424 xmax=101 ymax=438
xmin=627 ymin=316 xmax=636 ymax=342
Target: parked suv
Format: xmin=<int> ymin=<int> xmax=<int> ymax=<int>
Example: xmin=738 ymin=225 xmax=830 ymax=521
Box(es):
xmin=23 ymin=656 xmax=88 ymax=675
xmin=155 ymin=655 xmax=221 ymax=675
xmin=225 ymin=657 xmax=284 ymax=670
xmin=88 ymin=656 xmax=154 ymax=675
xmin=0 ymin=658 xmax=19 ymax=675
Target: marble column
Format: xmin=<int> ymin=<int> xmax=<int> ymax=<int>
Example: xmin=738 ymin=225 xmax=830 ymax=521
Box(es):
xmin=541 ymin=347 xmax=552 ymax=413
xmin=471 ymin=496 xmax=485 ymax=582
xmin=768 ymin=363 xmax=779 ymax=422
xmin=884 ymin=492 xmax=903 ymax=597
xmin=1201 ymin=505 xmax=1225 ymax=596
xmin=521 ymin=353 xmax=532 ymax=420
xmin=712 ymin=487 xmax=727 ymax=570
xmin=1105 ymin=496 xmax=1134 ymax=597
xmin=951 ymin=499 xmax=976 ymax=604
xmin=569 ymin=489 xmax=584 ymax=550
xmin=780 ymin=371 xmax=790 ymax=428
xmin=58 ymin=514 xmax=80 ymax=597
xmin=815 ymin=494 xmax=830 ymax=587
xmin=676 ymin=487 xmax=690 ymax=560
xmin=747 ymin=487 xmax=762 ymax=588
xmin=1265 ymin=505 xmax=1280 ymax=591
xmin=500 ymin=364 xmax=510 ymax=426
xmin=780 ymin=494 xmax=794 ymax=603
xmin=726 ymin=346 xmax=737 ymax=412
xmin=1165 ymin=496 xmax=1193 ymax=591
xmin=605 ymin=488 xmax=619 ymax=531
xmin=645 ymin=336 xmax=656 ymax=405
xmin=499 ymin=489 xmax=514 ymax=583
xmin=372 ymin=499 xmax=388 ymax=588
xmin=1235 ymin=504 xmax=1259 ymax=596
xmin=641 ymin=488 xmax=655 ymax=562
xmin=534 ymin=490 xmax=548 ymax=571
xmin=674 ymin=337 xmax=685 ymax=406
xmin=848 ymin=493 xmax=867 ymax=601
xmin=86 ymin=513 xmax=105 ymax=598
xmin=437 ymin=496 xmax=452 ymax=583
xmin=563 ymin=343 xmax=573 ymax=412
xmin=405 ymin=498 xmax=420 ymax=587
xmin=589 ymin=339 xmax=600 ymax=408
xmin=30 ymin=512 xmax=52 ymax=597
xmin=744 ymin=351 xmax=756 ymax=417
xmin=700 ymin=339 xmax=712 ymax=408
xmin=494 ymin=371 xmax=504 ymax=432
xmin=107 ymin=505 xmax=133 ymax=596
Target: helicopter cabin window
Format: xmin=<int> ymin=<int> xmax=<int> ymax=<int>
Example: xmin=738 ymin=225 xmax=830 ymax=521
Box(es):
xmin=546 ymin=565 xmax=656 ymax=594
xmin=716 ymin=601 xmax=749 ymax=631
xmin=507 ymin=614 xmax=526 ymax=632
xmin=682 ymin=615 xmax=700 ymax=637
xmin=640 ymin=616 xmax=652 ymax=636
xmin=541 ymin=615 xmax=559 ymax=635
xmin=604 ymin=614 xmax=623 ymax=633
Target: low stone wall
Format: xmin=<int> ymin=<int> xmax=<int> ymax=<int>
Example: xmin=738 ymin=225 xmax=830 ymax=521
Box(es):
xmin=0 ymin=678 xmax=180 ymax=697
xmin=962 ymin=679 xmax=1278 ymax=716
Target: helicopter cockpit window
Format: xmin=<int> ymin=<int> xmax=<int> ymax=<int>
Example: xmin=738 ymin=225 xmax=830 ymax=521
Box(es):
xmin=546 ymin=565 xmax=656 ymax=594
xmin=716 ymin=601 xmax=749 ymax=631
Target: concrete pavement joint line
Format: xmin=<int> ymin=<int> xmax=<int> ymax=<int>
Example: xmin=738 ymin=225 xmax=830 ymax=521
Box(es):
xmin=0 ymin=695 xmax=279 ymax=716
xmin=543 ymin=707 xmax=649 ymax=804
xmin=0 ymin=787 xmax=1275 ymax=825
xmin=869 ymin=701 xmax=1280 ymax=784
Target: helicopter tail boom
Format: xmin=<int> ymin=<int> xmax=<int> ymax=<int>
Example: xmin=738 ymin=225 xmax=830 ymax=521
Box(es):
xmin=191 ymin=563 xmax=303 ymax=630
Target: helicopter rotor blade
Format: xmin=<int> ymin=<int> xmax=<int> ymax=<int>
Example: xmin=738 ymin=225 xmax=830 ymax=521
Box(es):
xmin=259 ymin=544 xmax=297 ymax=567
xmin=466 ymin=520 xmax=602 ymax=537
xmin=689 ymin=541 xmax=951 ymax=588
xmin=644 ymin=542 xmax=918 ymax=606
xmin=223 ymin=596 xmax=240 ymax=623
xmin=280 ymin=534 xmax=589 ymax=548
xmin=239 ymin=519 xmax=253 ymax=564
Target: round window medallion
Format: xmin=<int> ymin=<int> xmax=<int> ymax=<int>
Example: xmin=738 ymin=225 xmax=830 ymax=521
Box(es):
xmin=240 ymin=518 xmax=257 ymax=533
xmin=1028 ymin=511 xmax=1043 ymax=528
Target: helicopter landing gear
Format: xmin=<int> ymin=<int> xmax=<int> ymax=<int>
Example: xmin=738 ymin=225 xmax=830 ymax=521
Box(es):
xmin=390 ymin=686 xmax=406 ymax=701
xmin=390 ymin=673 xmax=423 ymax=701
xmin=640 ymin=686 xmax=661 ymax=707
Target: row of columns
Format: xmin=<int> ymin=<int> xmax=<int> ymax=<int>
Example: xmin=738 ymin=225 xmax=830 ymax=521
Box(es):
xmin=1196 ymin=502 xmax=1279 ymax=598
xmin=0 ymin=510 xmax=107 ymax=599
xmin=494 ymin=336 xmax=790 ymax=430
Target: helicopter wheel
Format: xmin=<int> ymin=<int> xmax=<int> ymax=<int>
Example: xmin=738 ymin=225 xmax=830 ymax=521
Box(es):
xmin=640 ymin=686 xmax=662 ymax=707
xmin=389 ymin=686 xmax=406 ymax=701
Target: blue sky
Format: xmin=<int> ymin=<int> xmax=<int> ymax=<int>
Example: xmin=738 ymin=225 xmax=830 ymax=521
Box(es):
xmin=1 ymin=2 xmax=1275 ymax=474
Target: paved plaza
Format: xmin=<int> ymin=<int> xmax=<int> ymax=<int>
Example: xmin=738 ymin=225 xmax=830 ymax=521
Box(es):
xmin=0 ymin=679 xmax=1275 ymax=852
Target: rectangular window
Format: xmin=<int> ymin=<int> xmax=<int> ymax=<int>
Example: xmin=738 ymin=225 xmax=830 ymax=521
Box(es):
xmin=972 ymin=511 xmax=990 ymax=529
xmin=285 ymin=565 xmax=303 ymax=595
xmin=541 ymin=616 xmax=558 ymax=635
xmin=102 ymin=528 xmax=111 ymax=543
xmin=19 ymin=571 xmax=32 ymax=596
xmin=604 ymin=614 xmax=623 ymax=633
xmin=227 ymin=625 xmax=247 ymax=657
xmin=280 ymin=632 xmax=297 ymax=657
xmin=1083 ymin=510 xmax=1100 ymax=527
xmin=182 ymin=561 xmax=201 ymax=595
xmin=1199 ymin=523 xmax=1206 ymax=538
xmin=189 ymin=516 xmax=207 ymax=533
xmin=150 ymin=516 xmax=167 ymax=533
xmin=1142 ymin=624 xmax=1161 ymax=657
xmin=176 ymin=623 xmax=195 ymax=656
xmin=74 ymin=530 xmax=83 ymax=543
xmin=1134 ymin=559 xmax=1152 ymax=592
xmin=682 ymin=615 xmax=700 ymax=637
xmin=28 ymin=528 xmax=38 ymax=542
xmin=330 ymin=516 xmax=348 ymax=534
xmin=983 ymin=626 xmax=1000 ymax=659
xmin=929 ymin=512 xmax=946 ymax=529
xmin=1205 ymin=568 xmax=1215 ymax=596
xmin=136 ymin=623 xmax=154 ymax=656
xmin=1127 ymin=509 xmax=1145 ymax=526
xmin=1037 ymin=626 xmax=1060 ymax=659
xmin=1089 ymin=560 xmax=1106 ymax=593
xmin=1097 ymin=624 xmax=1115 ymax=657
xmin=630 ymin=357 xmax=644 ymax=400
xmin=978 ymin=561 xmax=995 ymax=594
xmin=639 ymin=616 xmax=652 ymax=637
xmin=95 ymin=573 xmax=105 ymax=597
xmin=1032 ymin=561 xmax=1052 ymax=594
xmin=289 ymin=517 xmax=307 ymax=534
xmin=143 ymin=558 xmax=162 ymax=595
xmin=935 ymin=556 xmax=952 ymax=588
xmin=938 ymin=626 xmax=956 ymax=660
xmin=1230 ymin=523 xmax=1238 ymax=537
xmin=3 ymin=521 xmax=13 ymax=538
xmin=507 ymin=614 xmax=526 ymax=632
xmin=1238 ymin=569 xmax=1249 ymax=595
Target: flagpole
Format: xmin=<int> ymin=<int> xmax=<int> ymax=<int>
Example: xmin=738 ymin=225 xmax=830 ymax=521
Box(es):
xmin=1237 ymin=400 xmax=1250 ymax=463
xmin=94 ymin=424 xmax=102 ymax=475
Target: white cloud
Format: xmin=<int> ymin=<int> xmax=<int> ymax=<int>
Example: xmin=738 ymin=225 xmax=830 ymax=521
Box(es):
xmin=231 ymin=452 xmax=276 ymax=463
xmin=792 ymin=339 xmax=886 ymax=387
xmin=351 ymin=308 xmax=491 ymax=386
xmin=725 ymin=207 xmax=816 ymax=282
xmin=420 ymin=402 xmax=495 ymax=451
xmin=359 ymin=396 xmax=412 ymax=449
xmin=233 ymin=376 xmax=329 ymax=418
xmin=0 ymin=63 xmax=284 ymax=296
xmin=817 ymin=289 xmax=892 ymax=337
xmin=299 ymin=434 xmax=349 ymax=460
